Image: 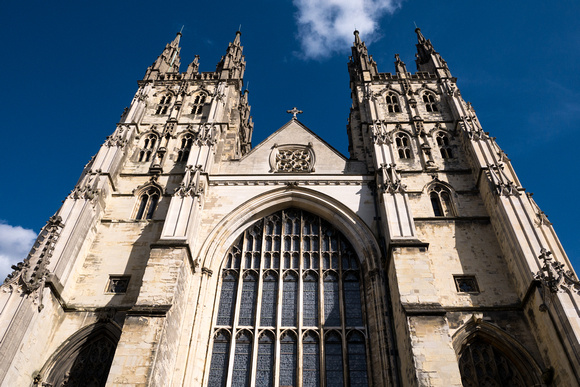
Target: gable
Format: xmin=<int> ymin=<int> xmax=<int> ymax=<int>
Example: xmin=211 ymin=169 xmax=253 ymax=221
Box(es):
xmin=214 ymin=120 xmax=366 ymax=175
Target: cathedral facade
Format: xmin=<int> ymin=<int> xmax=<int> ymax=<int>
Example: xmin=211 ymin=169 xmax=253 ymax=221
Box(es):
xmin=1 ymin=29 xmax=580 ymax=386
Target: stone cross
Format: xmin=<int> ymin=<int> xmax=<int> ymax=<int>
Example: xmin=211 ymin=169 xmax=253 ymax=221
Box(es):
xmin=286 ymin=107 xmax=303 ymax=119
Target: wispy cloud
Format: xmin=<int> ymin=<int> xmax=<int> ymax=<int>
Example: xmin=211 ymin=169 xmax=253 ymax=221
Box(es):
xmin=293 ymin=0 xmax=402 ymax=59
xmin=0 ymin=222 xmax=36 ymax=281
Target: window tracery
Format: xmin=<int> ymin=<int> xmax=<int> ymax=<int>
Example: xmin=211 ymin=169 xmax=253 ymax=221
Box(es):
xmin=138 ymin=134 xmax=158 ymax=162
xmin=429 ymin=185 xmax=454 ymax=217
xmin=386 ymin=92 xmax=401 ymax=113
xmin=270 ymin=144 xmax=315 ymax=173
xmin=176 ymin=133 xmax=194 ymax=162
xmin=192 ymin=93 xmax=207 ymax=115
xmin=134 ymin=186 xmax=160 ymax=220
xmin=436 ymin=132 xmax=453 ymax=159
xmin=395 ymin=132 xmax=412 ymax=159
xmin=208 ymin=208 xmax=368 ymax=386
xmin=156 ymin=94 xmax=172 ymax=115
xmin=459 ymin=340 xmax=526 ymax=387
xmin=423 ymin=92 xmax=439 ymax=112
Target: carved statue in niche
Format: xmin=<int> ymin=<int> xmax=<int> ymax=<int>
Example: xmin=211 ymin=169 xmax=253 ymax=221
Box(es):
xmin=269 ymin=143 xmax=315 ymax=173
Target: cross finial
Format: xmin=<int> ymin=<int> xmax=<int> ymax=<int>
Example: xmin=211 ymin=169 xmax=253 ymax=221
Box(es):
xmin=286 ymin=107 xmax=303 ymax=119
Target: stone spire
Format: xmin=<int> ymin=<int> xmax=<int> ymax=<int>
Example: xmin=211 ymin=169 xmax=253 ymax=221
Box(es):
xmin=143 ymin=32 xmax=182 ymax=80
xmin=216 ymin=30 xmax=245 ymax=80
xmin=414 ymin=27 xmax=451 ymax=77
xmin=348 ymin=30 xmax=378 ymax=82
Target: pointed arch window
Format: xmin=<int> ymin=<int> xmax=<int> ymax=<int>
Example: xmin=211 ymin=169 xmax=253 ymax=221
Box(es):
xmin=436 ymin=132 xmax=453 ymax=159
xmin=191 ymin=93 xmax=207 ymax=115
xmin=459 ymin=339 xmax=527 ymax=387
xmin=386 ymin=92 xmax=401 ymax=113
xmin=395 ymin=132 xmax=412 ymax=159
xmin=38 ymin=324 xmax=120 ymax=387
xmin=208 ymin=208 xmax=369 ymax=387
xmin=138 ymin=134 xmax=157 ymax=162
xmin=176 ymin=133 xmax=194 ymax=162
xmin=156 ymin=94 xmax=172 ymax=115
xmin=134 ymin=186 xmax=160 ymax=220
xmin=429 ymin=185 xmax=454 ymax=217
xmin=423 ymin=92 xmax=439 ymax=112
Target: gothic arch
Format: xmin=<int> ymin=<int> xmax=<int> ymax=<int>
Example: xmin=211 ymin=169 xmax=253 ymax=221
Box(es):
xmin=424 ymin=180 xmax=457 ymax=217
xmin=198 ymin=186 xmax=381 ymax=275
xmin=452 ymin=318 xmax=544 ymax=386
xmin=35 ymin=322 xmax=121 ymax=387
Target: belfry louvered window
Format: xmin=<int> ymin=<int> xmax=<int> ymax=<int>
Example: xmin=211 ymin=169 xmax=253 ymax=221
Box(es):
xmin=208 ymin=208 xmax=369 ymax=387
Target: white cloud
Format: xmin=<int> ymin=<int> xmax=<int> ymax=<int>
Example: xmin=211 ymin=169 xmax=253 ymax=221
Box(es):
xmin=293 ymin=0 xmax=402 ymax=59
xmin=0 ymin=222 xmax=37 ymax=282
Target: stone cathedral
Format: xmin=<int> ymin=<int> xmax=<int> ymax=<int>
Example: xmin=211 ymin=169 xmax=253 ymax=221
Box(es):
xmin=1 ymin=28 xmax=580 ymax=387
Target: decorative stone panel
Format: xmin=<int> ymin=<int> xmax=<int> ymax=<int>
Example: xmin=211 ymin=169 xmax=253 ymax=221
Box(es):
xmin=269 ymin=143 xmax=315 ymax=173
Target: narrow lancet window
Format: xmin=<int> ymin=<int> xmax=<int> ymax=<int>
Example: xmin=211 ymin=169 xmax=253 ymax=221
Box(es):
xmin=436 ymin=132 xmax=453 ymax=159
xmin=176 ymin=133 xmax=194 ymax=162
xmin=135 ymin=187 xmax=160 ymax=220
xmin=386 ymin=92 xmax=401 ymax=113
xmin=423 ymin=92 xmax=439 ymax=112
xmin=396 ymin=132 xmax=412 ymax=159
xmin=429 ymin=185 xmax=455 ymax=217
xmin=191 ymin=93 xmax=207 ymax=115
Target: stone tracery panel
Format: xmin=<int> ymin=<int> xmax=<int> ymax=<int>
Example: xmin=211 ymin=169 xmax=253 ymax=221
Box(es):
xmin=269 ymin=143 xmax=315 ymax=173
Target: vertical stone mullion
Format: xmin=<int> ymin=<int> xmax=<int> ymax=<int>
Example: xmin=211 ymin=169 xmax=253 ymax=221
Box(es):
xmin=250 ymin=221 xmax=266 ymax=387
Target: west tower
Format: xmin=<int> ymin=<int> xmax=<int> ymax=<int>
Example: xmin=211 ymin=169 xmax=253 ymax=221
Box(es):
xmin=0 ymin=29 xmax=579 ymax=387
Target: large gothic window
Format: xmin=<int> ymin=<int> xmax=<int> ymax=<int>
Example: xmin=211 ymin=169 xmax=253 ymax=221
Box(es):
xmin=459 ymin=340 xmax=527 ymax=387
xmin=208 ymin=208 xmax=368 ymax=387
xmin=429 ymin=185 xmax=454 ymax=217
xmin=38 ymin=324 xmax=120 ymax=387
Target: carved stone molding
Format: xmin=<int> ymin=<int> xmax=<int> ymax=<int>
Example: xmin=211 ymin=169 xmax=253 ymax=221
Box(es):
xmin=269 ymin=143 xmax=315 ymax=173
xmin=487 ymin=163 xmax=519 ymax=197
xmin=535 ymin=248 xmax=580 ymax=295
xmin=2 ymin=215 xmax=64 ymax=311
xmin=379 ymin=163 xmax=406 ymax=194
xmin=174 ymin=164 xmax=204 ymax=197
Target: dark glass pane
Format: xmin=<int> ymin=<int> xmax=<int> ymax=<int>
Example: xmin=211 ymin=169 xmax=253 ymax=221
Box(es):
xmin=208 ymin=333 xmax=230 ymax=387
xmin=282 ymin=274 xmax=297 ymax=326
xmin=324 ymin=274 xmax=340 ymax=326
xmin=256 ymin=336 xmax=274 ymax=387
xmin=232 ymin=334 xmax=252 ymax=387
xmin=136 ymin=195 xmax=147 ymax=220
xmin=431 ymin=193 xmax=443 ymax=217
xmin=325 ymin=336 xmax=344 ymax=386
xmin=280 ymin=335 xmax=297 ymax=387
xmin=260 ymin=276 xmax=277 ymax=326
xmin=303 ymin=336 xmax=320 ymax=387
xmin=303 ymin=274 xmax=319 ymax=327
xmin=217 ymin=274 xmax=237 ymax=326
xmin=348 ymin=334 xmax=369 ymax=387
xmin=344 ymin=274 xmax=363 ymax=326
xmin=64 ymin=335 xmax=117 ymax=387
xmin=239 ymin=273 xmax=258 ymax=326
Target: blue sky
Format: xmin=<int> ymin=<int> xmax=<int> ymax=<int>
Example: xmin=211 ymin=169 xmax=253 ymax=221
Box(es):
xmin=1 ymin=1 xmax=579 ymax=278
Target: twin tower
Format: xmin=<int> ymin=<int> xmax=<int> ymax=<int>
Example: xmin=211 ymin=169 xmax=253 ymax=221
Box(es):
xmin=1 ymin=29 xmax=579 ymax=386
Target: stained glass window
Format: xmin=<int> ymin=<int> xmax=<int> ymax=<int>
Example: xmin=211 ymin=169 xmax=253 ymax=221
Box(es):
xmin=208 ymin=331 xmax=230 ymax=387
xmin=256 ymin=332 xmax=275 ymax=387
xmin=325 ymin=333 xmax=344 ymax=386
xmin=303 ymin=332 xmax=320 ymax=387
xmin=208 ymin=209 xmax=369 ymax=386
xmin=260 ymin=272 xmax=277 ymax=326
xmin=459 ymin=340 xmax=526 ymax=387
xmin=280 ymin=332 xmax=297 ymax=387
xmin=324 ymin=272 xmax=340 ymax=327
xmin=348 ymin=332 xmax=369 ymax=387
xmin=238 ymin=272 xmax=257 ymax=326
xmin=232 ymin=331 xmax=252 ymax=387
xmin=282 ymin=271 xmax=298 ymax=326
xmin=303 ymin=271 xmax=319 ymax=327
